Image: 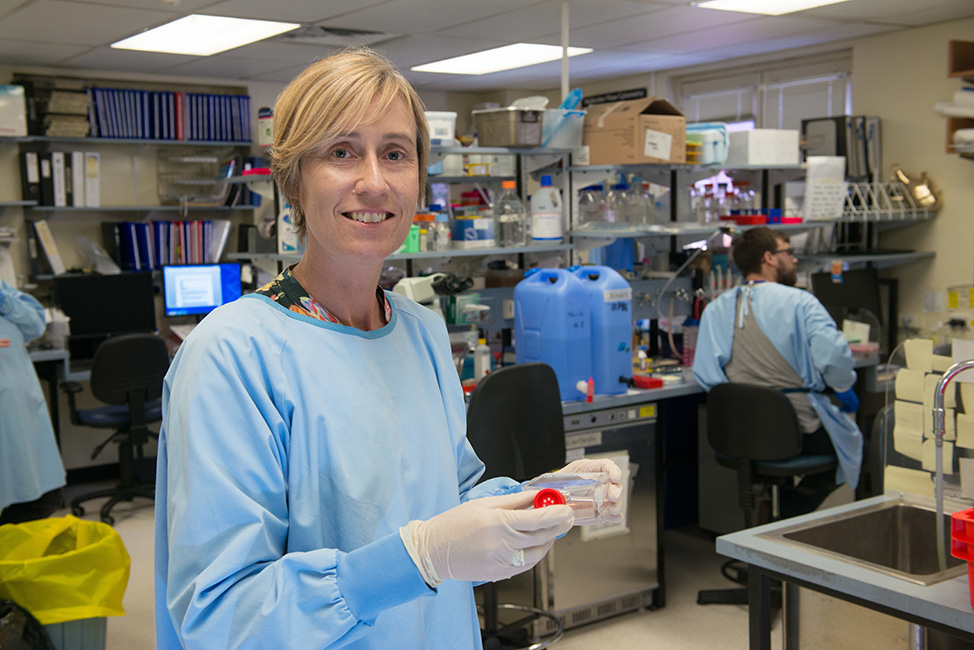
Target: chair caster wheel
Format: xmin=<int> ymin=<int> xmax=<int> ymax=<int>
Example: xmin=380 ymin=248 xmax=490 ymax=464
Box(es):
xmin=100 ymin=515 xmax=115 ymax=526
xmin=71 ymin=505 xmax=85 ymax=517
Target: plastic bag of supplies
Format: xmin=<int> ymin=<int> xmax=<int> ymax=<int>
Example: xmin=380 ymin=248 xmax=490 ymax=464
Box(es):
xmin=0 ymin=516 xmax=129 ymax=625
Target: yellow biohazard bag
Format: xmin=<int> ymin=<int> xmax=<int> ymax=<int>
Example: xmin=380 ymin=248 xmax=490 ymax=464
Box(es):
xmin=0 ymin=515 xmax=129 ymax=625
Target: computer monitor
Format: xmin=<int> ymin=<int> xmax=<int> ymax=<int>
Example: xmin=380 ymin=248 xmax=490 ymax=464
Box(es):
xmin=810 ymin=267 xmax=885 ymax=347
xmin=162 ymin=263 xmax=243 ymax=317
xmin=52 ymin=272 xmax=158 ymax=364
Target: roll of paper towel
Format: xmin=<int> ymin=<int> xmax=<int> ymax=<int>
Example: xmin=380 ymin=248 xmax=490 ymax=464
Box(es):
xmin=954 ymin=88 xmax=974 ymax=107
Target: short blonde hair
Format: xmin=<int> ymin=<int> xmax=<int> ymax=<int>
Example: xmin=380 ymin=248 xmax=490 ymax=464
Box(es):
xmin=270 ymin=48 xmax=429 ymax=241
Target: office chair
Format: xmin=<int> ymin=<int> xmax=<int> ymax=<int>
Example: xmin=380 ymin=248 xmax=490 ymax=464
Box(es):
xmin=62 ymin=333 xmax=170 ymax=526
xmin=466 ymin=362 xmax=567 ymax=650
xmin=697 ymin=383 xmax=838 ymax=606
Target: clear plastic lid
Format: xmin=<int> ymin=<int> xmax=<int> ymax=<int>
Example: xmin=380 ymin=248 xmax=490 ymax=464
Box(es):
xmin=523 ymin=472 xmax=610 ymax=525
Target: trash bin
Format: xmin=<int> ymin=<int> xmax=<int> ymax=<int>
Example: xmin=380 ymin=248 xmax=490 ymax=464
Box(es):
xmin=0 ymin=515 xmax=130 ymax=650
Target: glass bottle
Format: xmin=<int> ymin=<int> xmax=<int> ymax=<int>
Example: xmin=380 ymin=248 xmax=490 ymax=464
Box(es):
xmin=494 ymin=179 xmax=527 ymax=247
xmin=605 ymin=183 xmax=630 ymax=228
xmin=577 ymin=183 xmax=607 ymax=229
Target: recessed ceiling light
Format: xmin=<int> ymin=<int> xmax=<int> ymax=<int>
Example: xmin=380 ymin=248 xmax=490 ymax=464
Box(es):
xmin=411 ymin=43 xmax=593 ymax=76
xmin=693 ymin=0 xmax=849 ymax=15
xmin=111 ymin=14 xmax=300 ymax=56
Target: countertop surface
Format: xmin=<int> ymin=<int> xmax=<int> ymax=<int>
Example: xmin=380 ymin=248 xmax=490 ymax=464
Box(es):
xmin=561 ymin=355 xmax=879 ymax=415
xmin=717 ymin=494 xmax=974 ymax=634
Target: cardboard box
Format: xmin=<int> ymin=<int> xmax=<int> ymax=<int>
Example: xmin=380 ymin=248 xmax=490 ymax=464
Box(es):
xmin=582 ymin=97 xmax=686 ymax=165
xmin=724 ymin=129 xmax=800 ymax=167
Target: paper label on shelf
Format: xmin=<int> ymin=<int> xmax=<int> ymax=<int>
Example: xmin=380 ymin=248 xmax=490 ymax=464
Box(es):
xmin=643 ymin=129 xmax=672 ymax=159
xmin=24 ymin=152 xmax=38 ymax=183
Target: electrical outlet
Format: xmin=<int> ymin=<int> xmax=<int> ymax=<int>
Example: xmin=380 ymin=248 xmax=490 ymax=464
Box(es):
xmin=503 ymin=299 xmax=515 ymax=319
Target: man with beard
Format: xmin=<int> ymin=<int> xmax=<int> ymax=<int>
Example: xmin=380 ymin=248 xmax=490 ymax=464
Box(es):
xmin=692 ymin=227 xmax=863 ymax=518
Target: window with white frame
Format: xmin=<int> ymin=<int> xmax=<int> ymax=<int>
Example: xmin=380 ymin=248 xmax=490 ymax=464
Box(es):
xmin=674 ymin=51 xmax=852 ymax=129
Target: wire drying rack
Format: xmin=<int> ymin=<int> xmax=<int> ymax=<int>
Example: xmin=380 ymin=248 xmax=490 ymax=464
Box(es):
xmin=841 ymin=181 xmax=934 ymax=221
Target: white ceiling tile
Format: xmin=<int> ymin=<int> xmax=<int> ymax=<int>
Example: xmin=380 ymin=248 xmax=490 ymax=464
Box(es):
xmin=802 ymin=0 xmax=974 ymax=25
xmin=162 ymin=53 xmax=306 ymax=79
xmin=438 ymin=0 xmax=668 ymax=41
xmin=0 ymin=0 xmax=171 ymax=46
xmin=321 ymin=0 xmax=531 ymax=35
xmin=54 ymin=47 xmax=197 ymax=74
xmin=557 ymin=5 xmax=761 ymax=48
xmin=200 ymin=0 xmax=386 ymax=23
xmin=0 ymin=37 xmax=89 ymax=65
xmin=636 ymin=15 xmax=843 ymax=52
xmin=377 ymin=35 xmax=507 ymax=68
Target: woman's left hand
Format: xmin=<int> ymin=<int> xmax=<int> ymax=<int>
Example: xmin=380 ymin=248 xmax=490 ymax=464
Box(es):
xmin=556 ymin=458 xmax=624 ymax=517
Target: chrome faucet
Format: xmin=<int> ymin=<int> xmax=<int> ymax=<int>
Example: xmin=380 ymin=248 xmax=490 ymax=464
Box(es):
xmin=933 ymin=359 xmax=974 ymax=571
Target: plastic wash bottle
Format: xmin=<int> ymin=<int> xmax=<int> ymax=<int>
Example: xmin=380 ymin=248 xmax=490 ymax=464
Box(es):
xmin=530 ymin=175 xmax=563 ymax=243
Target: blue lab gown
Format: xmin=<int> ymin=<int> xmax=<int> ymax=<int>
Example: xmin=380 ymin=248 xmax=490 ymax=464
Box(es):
xmin=692 ymin=282 xmax=863 ymax=488
xmin=0 ymin=279 xmax=65 ymax=512
xmin=155 ymin=291 xmax=519 ymax=650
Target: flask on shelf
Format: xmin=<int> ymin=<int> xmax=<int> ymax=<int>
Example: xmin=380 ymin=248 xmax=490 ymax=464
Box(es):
xmin=530 ymin=174 xmax=563 ymax=243
xmin=605 ymin=183 xmax=630 ymax=228
xmin=577 ymin=183 xmax=607 ymax=229
xmin=494 ymin=179 xmax=527 ymax=247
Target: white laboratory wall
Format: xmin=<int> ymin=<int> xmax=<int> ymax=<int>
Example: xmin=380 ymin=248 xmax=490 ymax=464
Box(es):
xmin=852 ymin=17 xmax=974 ymax=321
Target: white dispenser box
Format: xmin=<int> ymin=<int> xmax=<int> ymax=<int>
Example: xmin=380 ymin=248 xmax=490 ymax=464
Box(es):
xmin=724 ymin=129 xmax=800 ymax=166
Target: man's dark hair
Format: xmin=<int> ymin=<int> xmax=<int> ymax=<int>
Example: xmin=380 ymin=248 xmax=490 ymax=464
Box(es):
xmin=731 ymin=227 xmax=789 ymax=276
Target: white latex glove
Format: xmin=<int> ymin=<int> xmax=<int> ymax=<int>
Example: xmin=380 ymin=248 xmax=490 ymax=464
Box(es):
xmin=556 ymin=458 xmax=624 ymax=518
xmin=400 ymin=492 xmax=573 ymax=586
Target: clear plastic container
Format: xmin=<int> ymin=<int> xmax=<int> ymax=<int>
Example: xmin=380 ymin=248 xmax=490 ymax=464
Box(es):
xmin=524 ymin=472 xmax=610 ymax=525
xmin=576 ymin=183 xmax=608 ymax=229
xmin=495 ymin=179 xmax=527 ymax=247
xmin=605 ymin=183 xmax=631 ymax=228
xmin=529 ymin=174 xmax=563 ymax=242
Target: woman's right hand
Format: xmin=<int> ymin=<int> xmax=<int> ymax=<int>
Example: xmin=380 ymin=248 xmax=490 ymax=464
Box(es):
xmin=400 ymin=492 xmax=573 ymax=586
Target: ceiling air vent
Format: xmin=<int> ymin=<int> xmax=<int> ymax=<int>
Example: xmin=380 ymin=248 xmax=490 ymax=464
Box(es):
xmin=274 ymin=25 xmax=402 ymax=48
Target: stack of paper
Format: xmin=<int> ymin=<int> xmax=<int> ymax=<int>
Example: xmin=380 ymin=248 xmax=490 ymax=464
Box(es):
xmin=888 ymin=338 xmax=974 ymax=498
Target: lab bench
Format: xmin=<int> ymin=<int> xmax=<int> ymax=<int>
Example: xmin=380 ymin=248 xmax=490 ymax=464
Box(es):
xmin=717 ymin=494 xmax=974 ymax=649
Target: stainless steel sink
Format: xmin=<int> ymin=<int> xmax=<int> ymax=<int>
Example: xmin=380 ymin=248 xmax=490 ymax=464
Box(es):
xmin=760 ymin=499 xmax=967 ymax=586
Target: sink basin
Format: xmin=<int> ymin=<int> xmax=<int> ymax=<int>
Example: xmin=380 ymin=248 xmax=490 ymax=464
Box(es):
xmin=760 ymin=499 xmax=966 ymax=585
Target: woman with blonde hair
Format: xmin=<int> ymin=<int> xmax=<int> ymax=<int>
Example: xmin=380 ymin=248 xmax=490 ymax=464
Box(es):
xmin=156 ymin=49 xmax=622 ymax=649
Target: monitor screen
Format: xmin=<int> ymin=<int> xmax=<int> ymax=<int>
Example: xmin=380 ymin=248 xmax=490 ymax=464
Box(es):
xmin=162 ymin=263 xmax=243 ymax=317
xmin=810 ymin=267 xmax=884 ymax=337
xmin=53 ymin=272 xmax=157 ymax=336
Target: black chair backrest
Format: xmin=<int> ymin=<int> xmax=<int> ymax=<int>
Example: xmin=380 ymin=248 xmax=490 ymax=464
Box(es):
xmin=466 ymin=363 xmax=566 ymax=482
xmin=706 ymin=383 xmax=803 ymax=462
xmin=90 ymin=333 xmax=170 ymax=406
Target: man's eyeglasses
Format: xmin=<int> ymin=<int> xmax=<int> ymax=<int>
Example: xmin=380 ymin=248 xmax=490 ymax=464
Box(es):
xmin=774 ymin=247 xmax=796 ymax=258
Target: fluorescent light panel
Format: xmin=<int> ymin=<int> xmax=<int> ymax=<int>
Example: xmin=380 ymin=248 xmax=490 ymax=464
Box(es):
xmin=693 ymin=0 xmax=849 ymax=15
xmin=112 ymin=14 xmax=299 ymax=56
xmin=411 ymin=43 xmax=592 ymax=75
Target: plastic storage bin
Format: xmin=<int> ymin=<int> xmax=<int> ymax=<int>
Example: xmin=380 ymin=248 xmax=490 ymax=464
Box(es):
xmin=424 ymin=111 xmax=457 ymax=144
xmin=951 ymin=506 xmax=974 ymax=607
xmin=541 ymin=109 xmax=586 ymax=149
xmin=514 ymin=268 xmax=592 ymax=401
xmin=686 ymin=122 xmax=729 ymax=165
xmin=571 ymin=265 xmax=632 ymax=395
xmin=473 ymin=107 xmax=543 ymax=147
